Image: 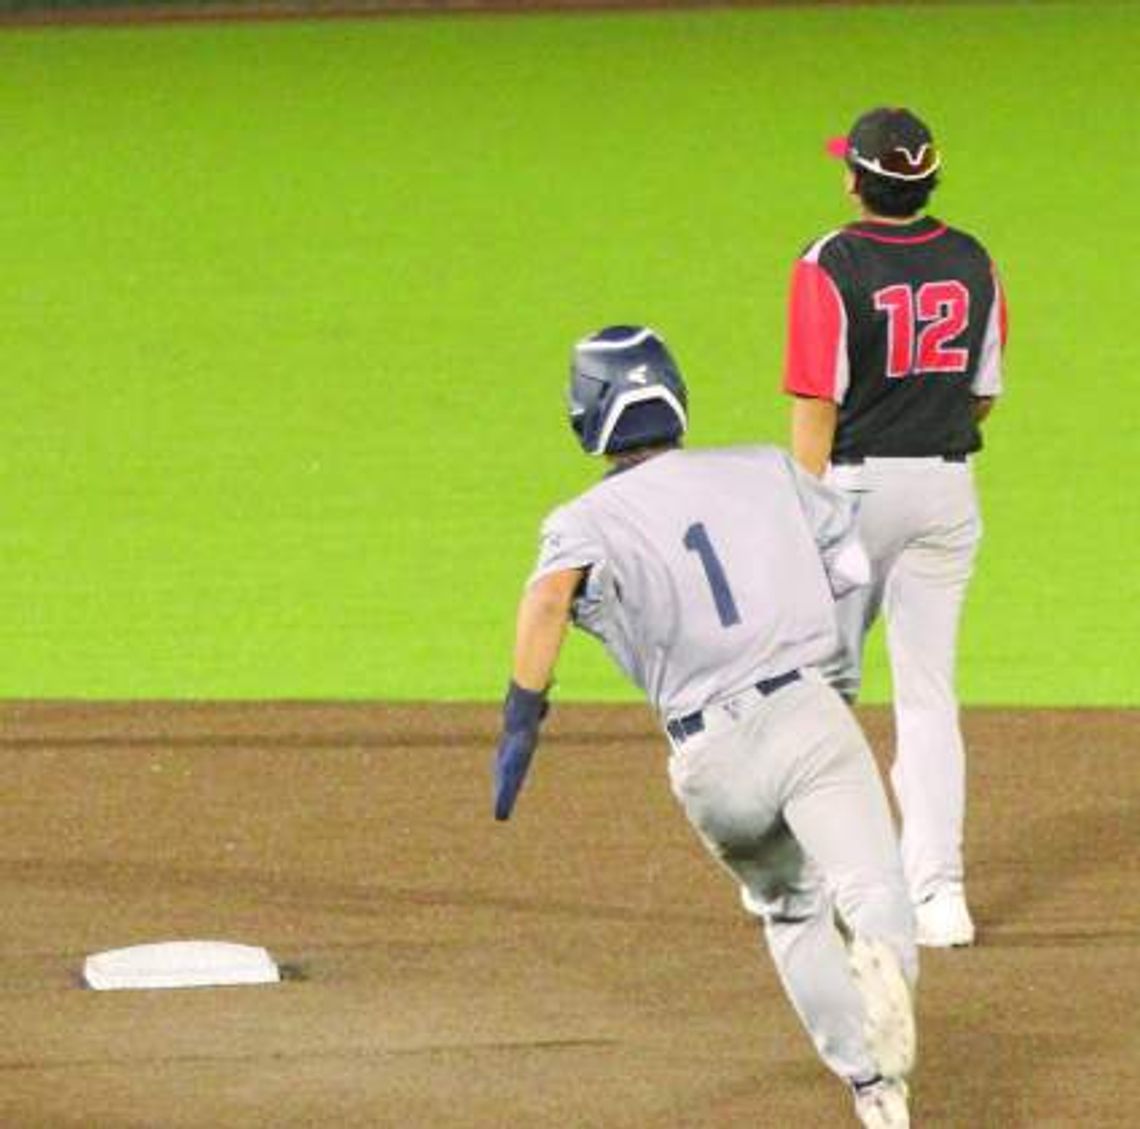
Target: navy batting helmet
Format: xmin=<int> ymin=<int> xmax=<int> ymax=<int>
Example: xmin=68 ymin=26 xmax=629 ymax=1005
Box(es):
xmin=568 ymin=325 xmax=688 ymax=456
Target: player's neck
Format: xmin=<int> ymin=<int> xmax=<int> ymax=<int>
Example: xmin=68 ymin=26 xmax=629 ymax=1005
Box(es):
xmin=605 ymin=443 xmax=678 ymax=475
xmin=859 ymin=208 xmax=925 ymax=227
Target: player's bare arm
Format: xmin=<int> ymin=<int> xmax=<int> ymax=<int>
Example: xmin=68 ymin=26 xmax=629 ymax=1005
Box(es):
xmin=512 ymin=567 xmax=583 ymax=690
xmin=973 ymin=396 xmax=995 ymax=423
xmin=491 ymin=565 xmax=584 ymax=821
xmin=791 ymin=395 xmax=839 ymax=477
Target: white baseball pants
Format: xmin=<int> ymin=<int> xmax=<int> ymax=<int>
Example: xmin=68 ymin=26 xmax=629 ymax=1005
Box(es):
xmin=824 ymin=457 xmax=982 ymax=905
xmin=666 ymin=670 xmax=917 ymax=1083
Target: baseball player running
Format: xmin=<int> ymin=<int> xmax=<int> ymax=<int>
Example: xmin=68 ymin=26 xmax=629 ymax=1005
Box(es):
xmin=783 ymin=107 xmax=1008 ymax=946
xmin=493 ymin=325 xmax=918 ymax=1127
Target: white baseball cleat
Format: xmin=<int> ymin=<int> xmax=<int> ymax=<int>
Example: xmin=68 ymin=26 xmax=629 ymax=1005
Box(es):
xmin=915 ymin=885 xmax=976 ymax=947
xmin=848 ymin=937 xmax=916 ymax=1080
xmin=853 ymin=1077 xmax=910 ymax=1128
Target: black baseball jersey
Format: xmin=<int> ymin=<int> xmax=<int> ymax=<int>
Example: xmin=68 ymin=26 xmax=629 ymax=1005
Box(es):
xmin=782 ymin=216 xmax=1007 ymax=460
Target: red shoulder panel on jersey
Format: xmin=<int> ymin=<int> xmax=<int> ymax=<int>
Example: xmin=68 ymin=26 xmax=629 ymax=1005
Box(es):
xmin=783 ymin=258 xmax=848 ymax=402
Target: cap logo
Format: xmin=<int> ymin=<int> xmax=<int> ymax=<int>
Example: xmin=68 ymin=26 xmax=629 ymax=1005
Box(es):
xmin=896 ymin=143 xmax=931 ymax=167
xmin=627 ymin=364 xmax=649 ymax=385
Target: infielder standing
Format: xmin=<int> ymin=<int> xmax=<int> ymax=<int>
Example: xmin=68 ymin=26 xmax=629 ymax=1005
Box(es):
xmin=493 ymin=326 xmax=918 ymax=1127
xmin=783 ymin=107 xmax=1008 ymax=946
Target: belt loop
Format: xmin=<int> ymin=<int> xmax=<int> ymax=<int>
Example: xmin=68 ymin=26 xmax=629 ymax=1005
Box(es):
xmin=666 ymin=713 xmax=704 ymax=746
xmin=756 ymin=669 xmax=802 ymax=696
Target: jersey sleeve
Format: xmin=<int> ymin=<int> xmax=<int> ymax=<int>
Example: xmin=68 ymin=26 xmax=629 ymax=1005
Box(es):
xmin=973 ymin=262 xmax=1008 ymax=397
xmin=782 ymin=246 xmax=850 ymax=404
xmin=528 ymin=503 xmax=615 ymax=640
xmin=781 ymin=452 xmax=869 ymax=598
xmin=528 ymin=503 xmax=601 ymax=586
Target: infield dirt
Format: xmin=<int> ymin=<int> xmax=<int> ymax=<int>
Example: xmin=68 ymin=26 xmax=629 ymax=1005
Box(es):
xmin=0 ymin=702 xmax=1136 ymax=1126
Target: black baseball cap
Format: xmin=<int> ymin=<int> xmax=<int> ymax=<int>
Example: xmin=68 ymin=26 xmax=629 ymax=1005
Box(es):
xmin=826 ymin=107 xmax=941 ymax=181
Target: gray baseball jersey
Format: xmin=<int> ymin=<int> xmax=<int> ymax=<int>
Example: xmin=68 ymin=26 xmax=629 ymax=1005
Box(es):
xmin=530 ymin=445 xmax=863 ymax=719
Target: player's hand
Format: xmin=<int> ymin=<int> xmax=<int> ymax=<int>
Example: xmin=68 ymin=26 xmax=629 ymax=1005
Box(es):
xmin=491 ymin=680 xmax=550 ymax=821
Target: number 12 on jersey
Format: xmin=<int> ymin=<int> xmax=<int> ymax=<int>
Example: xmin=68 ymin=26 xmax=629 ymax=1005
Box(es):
xmin=874 ymin=280 xmax=970 ymax=379
xmin=683 ymin=522 xmax=742 ymax=628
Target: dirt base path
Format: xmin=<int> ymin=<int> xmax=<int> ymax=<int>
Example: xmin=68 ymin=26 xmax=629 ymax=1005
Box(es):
xmin=1 ymin=702 xmax=1136 ymax=1126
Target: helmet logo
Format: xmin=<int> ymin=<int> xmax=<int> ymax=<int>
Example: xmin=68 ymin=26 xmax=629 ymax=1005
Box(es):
xmin=627 ymin=364 xmax=649 ymax=385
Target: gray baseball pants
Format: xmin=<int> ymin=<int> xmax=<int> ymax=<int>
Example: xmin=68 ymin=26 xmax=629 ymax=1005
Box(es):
xmin=824 ymin=457 xmax=982 ymax=904
xmin=666 ymin=669 xmax=917 ymax=1083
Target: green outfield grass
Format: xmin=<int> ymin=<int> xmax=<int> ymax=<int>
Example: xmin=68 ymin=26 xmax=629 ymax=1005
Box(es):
xmin=0 ymin=3 xmax=1136 ymax=703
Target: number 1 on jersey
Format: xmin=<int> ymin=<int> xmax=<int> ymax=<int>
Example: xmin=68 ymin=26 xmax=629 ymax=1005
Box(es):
xmin=683 ymin=522 xmax=741 ymax=628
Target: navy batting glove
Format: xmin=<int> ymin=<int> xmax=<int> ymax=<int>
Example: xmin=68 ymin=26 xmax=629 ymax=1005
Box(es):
xmin=492 ymin=680 xmax=549 ymax=822
xmin=493 ymin=727 xmax=540 ymax=821
xmin=503 ymin=679 xmax=549 ymax=730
